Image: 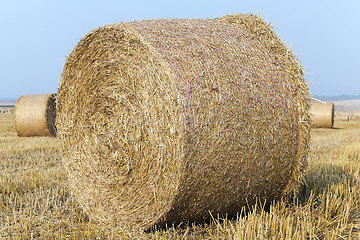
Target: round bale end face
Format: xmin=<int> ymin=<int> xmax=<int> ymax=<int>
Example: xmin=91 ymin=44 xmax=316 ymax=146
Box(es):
xmin=57 ymin=25 xmax=183 ymax=229
xmin=57 ymin=14 xmax=311 ymax=230
xmin=46 ymin=94 xmax=57 ymax=137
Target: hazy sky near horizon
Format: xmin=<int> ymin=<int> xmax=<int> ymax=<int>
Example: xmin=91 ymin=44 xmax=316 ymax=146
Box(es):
xmin=0 ymin=0 xmax=359 ymax=99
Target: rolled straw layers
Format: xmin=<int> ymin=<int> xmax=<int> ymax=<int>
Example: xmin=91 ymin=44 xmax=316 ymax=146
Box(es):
xmin=57 ymin=14 xmax=311 ymax=230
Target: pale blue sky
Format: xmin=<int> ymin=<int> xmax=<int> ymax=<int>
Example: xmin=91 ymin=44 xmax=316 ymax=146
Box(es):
xmin=0 ymin=0 xmax=359 ymax=99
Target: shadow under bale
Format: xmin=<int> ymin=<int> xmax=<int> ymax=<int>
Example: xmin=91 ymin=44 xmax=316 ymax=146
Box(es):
xmin=292 ymin=164 xmax=355 ymax=205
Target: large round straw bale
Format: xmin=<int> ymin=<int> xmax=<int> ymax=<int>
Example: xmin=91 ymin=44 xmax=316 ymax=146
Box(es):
xmin=14 ymin=94 xmax=57 ymax=137
xmin=310 ymin=101 xmax=334 ymax=128
xmin=57 ymin=14 xmax=311 ymax=230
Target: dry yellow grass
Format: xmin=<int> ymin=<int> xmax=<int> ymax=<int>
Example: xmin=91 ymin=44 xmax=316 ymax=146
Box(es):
xmin=1 ymin=113 xmax=360 ymax=239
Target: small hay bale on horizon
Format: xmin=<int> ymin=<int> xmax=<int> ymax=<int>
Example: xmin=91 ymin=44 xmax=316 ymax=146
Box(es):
xmin=310 ymin=101 xmax=334 ymax=128
xmin=14 ymin=94 xmax=57 ymax=137
xmin=350 ymin=115 xmax=360 ymax=121
xmin=57 ymin=14 xmax=311 ymax=231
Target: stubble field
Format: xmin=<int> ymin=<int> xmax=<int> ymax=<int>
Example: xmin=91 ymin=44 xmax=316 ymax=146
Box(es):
xmin=1 ymin=113 xmax=360 ymax=239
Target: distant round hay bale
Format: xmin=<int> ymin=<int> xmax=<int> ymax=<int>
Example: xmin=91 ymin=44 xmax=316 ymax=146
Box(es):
xmin=310 ymin=102 xmax=334 ymax=128
xmin=14 ymin=94 xmax=57 ymax=137
xmin=350 ymin=115 xmax=360 ymax=121
xmin=57 ymin=14 xmax=311 ymax=230
xmin=338 ymin=115 xmax=350 ymax=121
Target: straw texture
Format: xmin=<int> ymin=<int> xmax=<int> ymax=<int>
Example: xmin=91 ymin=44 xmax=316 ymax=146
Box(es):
xmin=310 ymin=102 xmax=334 ymax=128
xmin=57 ymin=14 xmax=311 ymax=230
xmin=14 ymin=94 xmax=57 ymax=137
